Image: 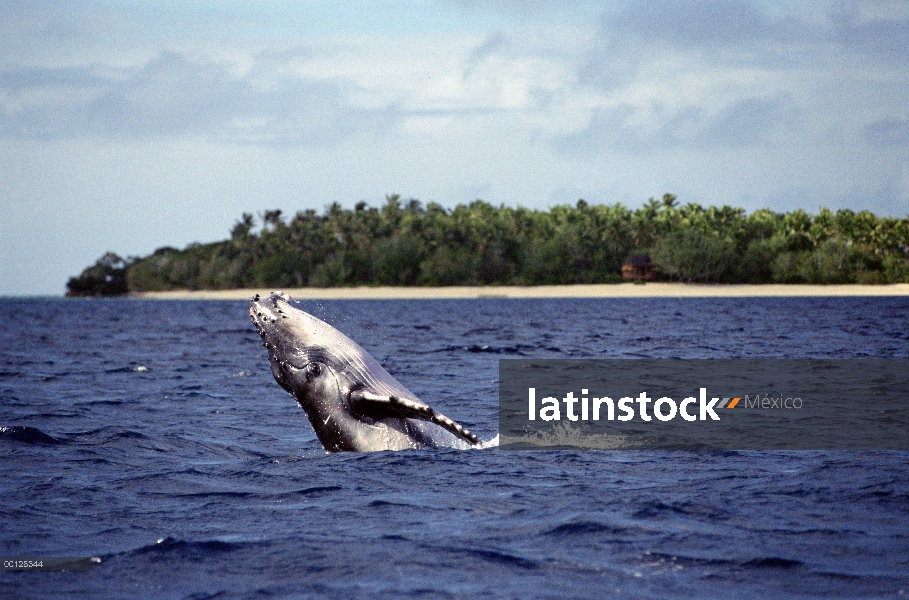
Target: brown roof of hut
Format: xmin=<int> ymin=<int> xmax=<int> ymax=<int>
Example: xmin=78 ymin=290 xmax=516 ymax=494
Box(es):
xmin=623 ymin=254 xmax=652 ymax=268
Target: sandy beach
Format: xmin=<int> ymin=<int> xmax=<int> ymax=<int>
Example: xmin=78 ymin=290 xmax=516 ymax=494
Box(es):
xmin=133 ymin=283 xmax=909 ymax=300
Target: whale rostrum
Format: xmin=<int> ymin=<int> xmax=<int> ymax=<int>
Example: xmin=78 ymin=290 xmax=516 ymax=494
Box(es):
xmin=250 ymin=292 xmax=481 ymax=452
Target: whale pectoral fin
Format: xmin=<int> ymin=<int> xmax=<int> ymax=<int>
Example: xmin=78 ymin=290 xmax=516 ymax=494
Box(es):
xmin=349 ymin=391 xmax=480 ymax=446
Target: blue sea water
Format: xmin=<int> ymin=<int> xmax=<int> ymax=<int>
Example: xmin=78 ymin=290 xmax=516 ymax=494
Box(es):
xmin=1 ymin=296 xmax=908 ymax=599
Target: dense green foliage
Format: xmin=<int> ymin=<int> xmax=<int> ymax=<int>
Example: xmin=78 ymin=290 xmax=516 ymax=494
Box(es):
xmin=65 ymin=252 xmax=130 ymax=297
xmin=67 ymin=194 xmax=909 ymax=295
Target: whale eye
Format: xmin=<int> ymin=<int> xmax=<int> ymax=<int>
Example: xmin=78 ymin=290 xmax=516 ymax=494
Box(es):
xmin=305 ymin=362 xmax=322 ymax=379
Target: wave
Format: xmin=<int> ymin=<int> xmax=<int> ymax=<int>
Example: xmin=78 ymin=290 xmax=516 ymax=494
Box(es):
xmin=104 ymin=536 xmax=255 ymax=561
xmin=544 ymin=520 xmax=630 ymax=537
xmin=0 ymin=425 xmax=60 ymax=444
xmin=453 ymin=547 xmax=539 ymax=570
xmin=271 ymin=485 xmax=343 ymax=499
xmin=645 ymin=551 xmax=804 ymax=570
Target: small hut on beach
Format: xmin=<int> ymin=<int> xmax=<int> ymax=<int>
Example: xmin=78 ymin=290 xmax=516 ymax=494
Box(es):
xmin=621 ymin=254 xmax=653 ymax=281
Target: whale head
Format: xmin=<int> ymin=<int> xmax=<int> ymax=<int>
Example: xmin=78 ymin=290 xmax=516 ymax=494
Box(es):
xmin=249 ymin=292 xmax=377 ymax=441
xmin=250 ymin=292 xmax=343 ymax=397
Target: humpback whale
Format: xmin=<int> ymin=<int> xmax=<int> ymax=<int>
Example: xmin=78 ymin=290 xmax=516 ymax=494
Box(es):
xmin=250 ymin=292 xmax=482 ymax=452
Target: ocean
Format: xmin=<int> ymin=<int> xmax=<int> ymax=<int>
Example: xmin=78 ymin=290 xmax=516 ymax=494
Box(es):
xmin=1 ymin=296 xmax=908 ymax=598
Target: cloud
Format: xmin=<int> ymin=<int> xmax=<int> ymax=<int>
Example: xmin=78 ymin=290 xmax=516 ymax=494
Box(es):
xmin=698 ymin=94 xmax=802 ymax=147
xmin=580 ymin=0 xmax=804 ymax=88
xmin=0 ymin=50 xmax=401 ymax=145
xmin=552 ymin=94 xmax=802 ymax=154
xmin=579 ymin=0 xmax=908 ymax=91
xmin=605 ymin=0 xmax=794 ymax=48
xmin=0 ymin=65 xmax=105 ymax=91
xmin=445 ymin=0 xmax=592 ymax=12
xmin=831 ymin=2 xmax=909 ymax=61
xmin=564 ymin=0 xmax=906 ymax=162
xmin=863 ymin=118 xmax=909 ymax=146
xmin=598 ymin=0 xmax=908 ymax=57
xmin=464 ymin=31 xmax=508 ymax=76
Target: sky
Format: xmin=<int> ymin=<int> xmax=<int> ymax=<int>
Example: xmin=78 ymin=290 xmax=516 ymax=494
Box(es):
xmin=1 ymin=0 xmax=907 ymax=296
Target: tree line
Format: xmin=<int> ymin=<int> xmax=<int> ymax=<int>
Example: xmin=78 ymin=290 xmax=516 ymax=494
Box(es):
xmin=66 ymin=194 xmax=909 ymax=295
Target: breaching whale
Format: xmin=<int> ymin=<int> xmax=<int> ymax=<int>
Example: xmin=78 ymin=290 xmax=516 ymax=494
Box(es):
xmin=250 ymin=292 xmax=482 ymax=452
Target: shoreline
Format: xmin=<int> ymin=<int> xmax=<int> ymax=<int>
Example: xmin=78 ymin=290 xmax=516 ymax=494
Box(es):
xmin=132 ymin=283 xmax=909 ymax=300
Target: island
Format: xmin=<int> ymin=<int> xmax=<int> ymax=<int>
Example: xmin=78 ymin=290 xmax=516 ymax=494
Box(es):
xmin=66 ymin=195 xmax=909 ymax=297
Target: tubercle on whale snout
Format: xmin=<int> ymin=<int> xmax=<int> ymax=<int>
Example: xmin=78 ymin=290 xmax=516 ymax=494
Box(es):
xmin=250 ymin=293 xmax=291 ymax=323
